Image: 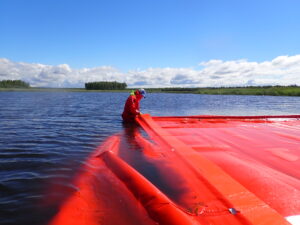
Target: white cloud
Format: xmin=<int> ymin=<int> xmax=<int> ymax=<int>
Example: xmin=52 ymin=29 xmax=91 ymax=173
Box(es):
xmin=0 ymin=59 xmax=123 ymax=87
xmin=1 ymin=55 xmax=300 ymax=88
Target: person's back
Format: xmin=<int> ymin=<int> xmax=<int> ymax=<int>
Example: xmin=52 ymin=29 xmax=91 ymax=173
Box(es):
xmin=122 ymin=89 xmax=146 ymax=122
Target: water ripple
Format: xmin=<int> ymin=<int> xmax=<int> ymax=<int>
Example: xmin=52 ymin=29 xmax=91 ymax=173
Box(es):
xmin=0 ymin=91 xmax=299 ymax=225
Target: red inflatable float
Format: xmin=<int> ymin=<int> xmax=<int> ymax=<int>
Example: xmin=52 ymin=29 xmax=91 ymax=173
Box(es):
xmin=49 ymin=114 xmax=300 ymax=225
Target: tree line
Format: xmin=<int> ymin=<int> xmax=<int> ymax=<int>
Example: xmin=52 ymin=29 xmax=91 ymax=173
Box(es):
xmin=0 ymin=80 xmax=30 ymax=88
xmin=85 ymin=81 xmax=127 ymax=90
xmin=161 ymin=87 xmax=199 ymax=92
xmin=161 ymin=85 xmax=300 ymax=92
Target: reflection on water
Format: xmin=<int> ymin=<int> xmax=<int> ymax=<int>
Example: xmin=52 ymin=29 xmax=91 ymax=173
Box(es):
xmin=119 ymin=123 xmax=189 ymax=206
xmin=0 ymin=91 xmax=299 ymax=224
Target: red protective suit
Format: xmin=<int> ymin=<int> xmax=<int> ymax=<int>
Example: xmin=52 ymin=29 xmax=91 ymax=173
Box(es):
xmin=122 ymin=93 xmax=143 ymax=122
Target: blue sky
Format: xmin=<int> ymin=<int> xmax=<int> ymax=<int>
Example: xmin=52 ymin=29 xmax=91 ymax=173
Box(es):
xmin=1 ymin=0 xmax=300 ymax=87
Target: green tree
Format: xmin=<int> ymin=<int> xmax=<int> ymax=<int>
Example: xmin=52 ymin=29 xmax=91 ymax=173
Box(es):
xmin=85 ymin=81 xmax=127 ymax=90
xmin=0 ymin=80 xmax=30 ymax=88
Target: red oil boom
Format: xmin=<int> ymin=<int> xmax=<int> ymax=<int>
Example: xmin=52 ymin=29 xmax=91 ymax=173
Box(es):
xmin=49 ymin=114 xmax=300 ymax=225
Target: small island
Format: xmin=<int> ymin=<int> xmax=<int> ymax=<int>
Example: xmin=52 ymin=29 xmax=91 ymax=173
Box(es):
xmin=0 ymin=80 xmax=30 ymax=88
xmin=85 ymin=81 xmax=127 ymax=90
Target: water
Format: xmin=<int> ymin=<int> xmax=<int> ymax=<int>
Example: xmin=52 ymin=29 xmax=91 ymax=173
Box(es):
xmin=0 ymin=91 xmax=299 ymax=225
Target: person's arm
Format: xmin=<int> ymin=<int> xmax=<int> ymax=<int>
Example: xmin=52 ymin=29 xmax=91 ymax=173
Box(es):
xmin=136 ymin=100 xmax=141 ymax=115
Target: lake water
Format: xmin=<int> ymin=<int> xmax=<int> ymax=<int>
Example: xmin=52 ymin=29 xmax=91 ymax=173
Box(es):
xmin=0 ymin=91 xmax=299 ymax=225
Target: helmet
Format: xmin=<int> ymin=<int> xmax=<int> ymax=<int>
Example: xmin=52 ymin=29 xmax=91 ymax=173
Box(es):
xmin=139 ymin=88 xmax=146 ymax=98
xmin=135 ymin=88 xmax=146 ymax=98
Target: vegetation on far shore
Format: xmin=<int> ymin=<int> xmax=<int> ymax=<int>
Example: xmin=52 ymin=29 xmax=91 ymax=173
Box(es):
xmin=85 ymin=81 xmax=127 ymax=90
xmin=160 ymin=85 xmax=300 ymax=96
xmin=0 ymin=80 xmax=30 ymax=88
xmin=1 ymin=79 xmax=300 ymax=96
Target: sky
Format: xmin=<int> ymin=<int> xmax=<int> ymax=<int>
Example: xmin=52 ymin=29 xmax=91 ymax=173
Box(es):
xmin=1 ymin=0 xmax=300 ymax=88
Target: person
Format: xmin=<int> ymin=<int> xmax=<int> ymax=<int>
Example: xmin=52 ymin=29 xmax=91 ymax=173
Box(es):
xmin=122 ymin=89 xmax=146 ymax=122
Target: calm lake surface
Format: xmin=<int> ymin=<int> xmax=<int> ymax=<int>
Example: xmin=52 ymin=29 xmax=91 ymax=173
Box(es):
xmin=0 ymin=91 xmax=299 ymax=225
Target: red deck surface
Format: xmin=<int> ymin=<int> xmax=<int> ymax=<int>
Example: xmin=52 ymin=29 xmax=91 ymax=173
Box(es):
xmin=49 ymin=115 xmax=300 ymax=225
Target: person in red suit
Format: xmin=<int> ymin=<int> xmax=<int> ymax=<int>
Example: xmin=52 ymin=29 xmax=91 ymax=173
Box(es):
xmin=122 ymin=89 xmax=146 ymax=122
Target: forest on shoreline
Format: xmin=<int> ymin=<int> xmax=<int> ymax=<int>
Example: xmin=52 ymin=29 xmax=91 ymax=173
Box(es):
xmin=1 ymin=80 xmax=300 ymax=96
xmin=0 ymin=80 xmax=30 ymax=88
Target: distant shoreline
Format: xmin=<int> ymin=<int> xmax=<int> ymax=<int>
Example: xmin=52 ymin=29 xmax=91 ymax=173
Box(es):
xmin=1 ymin=86 xmax=300 ymax=96
xmin=0 ymin=87 xmax=129 ymax=92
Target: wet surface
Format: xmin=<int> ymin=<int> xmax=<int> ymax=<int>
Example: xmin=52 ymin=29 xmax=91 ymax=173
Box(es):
xmin=0 ymin=91 xmax=299 ymax=224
